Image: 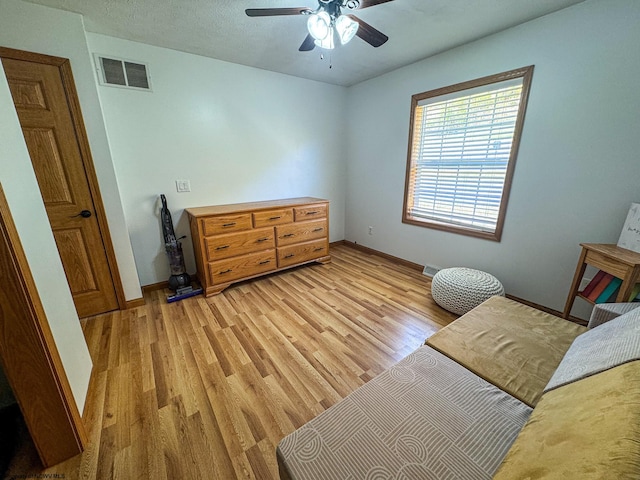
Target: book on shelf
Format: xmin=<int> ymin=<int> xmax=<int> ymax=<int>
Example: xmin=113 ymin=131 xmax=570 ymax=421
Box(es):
xmin=586 ymin=273 xmax=614 ymax=302
xmin=580 ymin=271 xmax=640 ymax=303
xmin=607 ymin=285 xmax=621 ymax=303
xmin=628 ymin=284 xmax=640 ymax=302
xmin=595 ymin=277 xmax=622 ymax=303
xmin=581 ymin=270 xmax=607 ymax=297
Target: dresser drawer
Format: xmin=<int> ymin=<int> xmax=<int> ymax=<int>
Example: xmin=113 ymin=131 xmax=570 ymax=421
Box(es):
xmin=202 ymin=213 xmax=252 ymax=236
xmin=253 ymin=208 xmax=293 ymax=228
xmin=187 ymin=198 xmax=330 ymax=296
xmin=205 ymin=227 xmax=275 ymax=261
xmin=209 ymin=250 xmax=276 ymax=285
xmin=294 ymin=204 xmax=327 ymax=222
xmin=277 ymin=239 xmax=328 ymax=268
xmin=276 ymin=219 xmax=327 ymax=247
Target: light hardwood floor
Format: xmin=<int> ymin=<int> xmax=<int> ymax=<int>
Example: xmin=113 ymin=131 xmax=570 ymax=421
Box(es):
xmin=7 ymin=244 xmax=456 ymax=479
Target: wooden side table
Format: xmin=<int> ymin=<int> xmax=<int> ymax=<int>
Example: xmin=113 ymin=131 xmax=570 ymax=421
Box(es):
xmin=563 ymin=243 xmax=640 ymax=319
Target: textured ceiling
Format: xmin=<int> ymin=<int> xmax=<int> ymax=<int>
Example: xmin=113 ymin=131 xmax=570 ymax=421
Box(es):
xmin=24 ymin=0 xmax=586 ymax=86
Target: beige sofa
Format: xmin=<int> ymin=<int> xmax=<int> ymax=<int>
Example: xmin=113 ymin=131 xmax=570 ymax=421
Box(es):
xmin=276 ymin=296 xmax=640 ymax=479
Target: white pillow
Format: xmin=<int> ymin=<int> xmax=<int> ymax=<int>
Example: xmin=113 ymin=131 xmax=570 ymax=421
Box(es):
xmin=545 ymin=307 xmax=640 ymax=392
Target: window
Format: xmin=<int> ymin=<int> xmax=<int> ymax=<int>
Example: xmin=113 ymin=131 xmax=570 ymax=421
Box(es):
xmin=403 ymin=66 xmax=534 ymax=241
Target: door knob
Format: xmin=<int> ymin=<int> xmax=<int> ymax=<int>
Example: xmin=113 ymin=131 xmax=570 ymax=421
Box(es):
xmin=70 ymin=210 xmax=92 ymax=218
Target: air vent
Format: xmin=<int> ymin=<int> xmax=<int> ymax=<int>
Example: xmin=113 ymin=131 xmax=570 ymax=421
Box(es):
xmin=94 ymin=55 xmax=151 ymax=91
xmin=422 ymin=264 xmax=441 ymax=277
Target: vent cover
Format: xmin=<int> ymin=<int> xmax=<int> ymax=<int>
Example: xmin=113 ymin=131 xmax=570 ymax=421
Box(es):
xmin=95 ymin=55 xmax=151 ymax=91
xmin=422 ymin=264 xmax=441 ymax=277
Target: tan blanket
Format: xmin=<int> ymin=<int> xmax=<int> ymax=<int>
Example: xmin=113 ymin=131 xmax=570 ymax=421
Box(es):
xmin=427 ymin=296 xmax=586 ymax=406
xmin=494 ymin=361 xmax=640 ymax=479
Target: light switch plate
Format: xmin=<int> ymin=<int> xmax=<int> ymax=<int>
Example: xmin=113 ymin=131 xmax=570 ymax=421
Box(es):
xmin=176 ymin=179 xmax=191 ymax=192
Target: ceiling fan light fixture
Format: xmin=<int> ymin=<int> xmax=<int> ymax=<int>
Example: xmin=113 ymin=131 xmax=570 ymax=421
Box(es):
xmin=335 ymin=15 xmax=358 ymax=44
xmin=314 ymin=31 xmax=335 ymax=50
xmin=246 ymin=0 xmax=392 ymax=52
xmin=307 ymin=11 xmax=332 ymax=41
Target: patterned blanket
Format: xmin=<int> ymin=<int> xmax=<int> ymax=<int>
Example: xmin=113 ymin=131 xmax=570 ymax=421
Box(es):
xmin=277 ymin=346 xmax=531 ymax=480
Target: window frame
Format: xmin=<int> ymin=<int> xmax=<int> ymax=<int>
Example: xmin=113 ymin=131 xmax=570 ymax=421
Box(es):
xmin=402 ymin=66 xmax=534 ymax=241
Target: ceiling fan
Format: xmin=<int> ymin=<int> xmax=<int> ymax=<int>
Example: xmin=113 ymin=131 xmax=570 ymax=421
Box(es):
xmin=246 ymin=0 xmax=394 ymax=52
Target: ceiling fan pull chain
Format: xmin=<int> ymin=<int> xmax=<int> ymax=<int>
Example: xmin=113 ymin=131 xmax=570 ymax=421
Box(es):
xmin=318 ymin=52 xmax=332 ymax=69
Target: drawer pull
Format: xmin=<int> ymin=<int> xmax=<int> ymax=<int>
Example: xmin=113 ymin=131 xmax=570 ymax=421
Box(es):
xmin=312 ymin=228 xmax=323 ymax=232
xmin=284 ymin=254 xmax=295 ymax=259
xmin=314 ymin=247 xmax=324 ymax=252
xmin=269 ymin=216 xmax=282 ymax=220
xmin=259 ymin=260 xmax=271 ymax=265
xmin=282 ymin=233 xmax=295 ymax=238
xmin=219 ymin=269 xmax=233 ymax=274
xmin=215 ymin=245 xmax=230 ymax=250
xmin=256 ymin=237 xmax=269 ymax=243
xmin=306 ymin=211 xmax=319 ymax=215
xmin=222 ymin=222 xmax=236 ymax=227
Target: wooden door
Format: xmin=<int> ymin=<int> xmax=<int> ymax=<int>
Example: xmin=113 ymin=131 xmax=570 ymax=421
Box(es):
xmin=1 ymin=50 xmax=121 ymax=317
xmin=0 ymin=184 xmax=87 ymax=466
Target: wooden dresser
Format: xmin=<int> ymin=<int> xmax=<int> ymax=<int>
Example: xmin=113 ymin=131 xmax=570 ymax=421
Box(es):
xmin=186 ymin=197 xmax=330 ymax=296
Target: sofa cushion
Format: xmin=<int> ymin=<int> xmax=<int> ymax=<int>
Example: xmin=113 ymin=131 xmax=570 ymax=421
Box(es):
xmin=493 ymin=361 xmax=640 ymax=480
xmin=545 ymin=306 xmax=640 ymax=392
xmin=426 ymin=296 xmax=586 ymax=407
xmin=277 ymin=345 xmax=532 ymax=480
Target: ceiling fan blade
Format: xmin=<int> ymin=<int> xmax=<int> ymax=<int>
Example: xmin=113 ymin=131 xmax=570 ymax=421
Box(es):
xmin=245 ymin=7 xmax=311 ymax=17
xmin=299 ymin=34 xmax=316 ymax=52
xmin=356 ymin=0 xmax=395 ymax=9
xmin=348 ymin=15 xmax=389 ymax=47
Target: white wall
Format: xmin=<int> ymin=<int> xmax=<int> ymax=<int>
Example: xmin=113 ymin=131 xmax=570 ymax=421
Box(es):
xmin=345 ymin=0 xmax=640 ymax=318
xmin=0 ymin=0 xmax=142 ymax=303
xmin=0 ymin=0 xmax=143 ymax=411
xmin=87 ymin=34 xmax=348 ymax=286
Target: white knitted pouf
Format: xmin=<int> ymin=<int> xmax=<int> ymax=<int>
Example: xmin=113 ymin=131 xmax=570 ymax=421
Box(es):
xmin=431 ymin=267 xmax=505 ymax=315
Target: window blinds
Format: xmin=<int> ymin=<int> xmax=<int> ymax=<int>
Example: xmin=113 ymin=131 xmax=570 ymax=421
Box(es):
xmin=407 ymin=80 xmax=524 ymax=233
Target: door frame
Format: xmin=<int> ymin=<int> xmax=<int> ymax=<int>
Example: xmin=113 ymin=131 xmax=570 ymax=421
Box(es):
xmin=0 ymin=46 xmax=126 ymax=313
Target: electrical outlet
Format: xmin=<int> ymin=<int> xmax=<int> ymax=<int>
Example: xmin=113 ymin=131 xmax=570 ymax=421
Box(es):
xmin=368 ymin=226 xmax=373 ymax=235
xmin=176 ymin=179 xmax=191 ymax=192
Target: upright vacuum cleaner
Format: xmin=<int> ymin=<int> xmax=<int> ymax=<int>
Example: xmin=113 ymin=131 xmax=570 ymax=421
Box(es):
xmin=160 ymin=194 xmax=202 ymax=302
